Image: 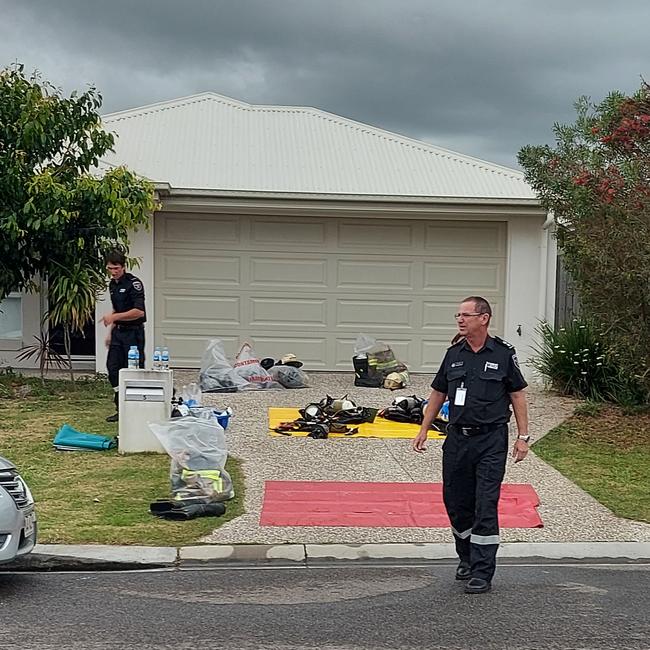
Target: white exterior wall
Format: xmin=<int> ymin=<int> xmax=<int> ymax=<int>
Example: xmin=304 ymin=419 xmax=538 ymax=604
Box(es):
xmin=0 ymin=290 xmax=42 ymax=369
xmin=503 ymin=213 xmax=548 ymax=377
xmin=90 ymin=199 xmax=552 ymax=379
xmin=95 ymin=219 xmax=155 ymax=373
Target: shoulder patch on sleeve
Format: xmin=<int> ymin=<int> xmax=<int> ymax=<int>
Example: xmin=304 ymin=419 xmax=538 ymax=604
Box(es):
xmin=494 ymin=336 xmax=514 ymax=349
xmin=512 ymin=354 xmax=521 ymax=369
xmin=132 ymin=280 xmax=143 ymax=292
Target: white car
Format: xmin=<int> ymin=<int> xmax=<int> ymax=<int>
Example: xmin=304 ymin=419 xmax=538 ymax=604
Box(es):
xmin=0 ymin=456 xmax=37 ymax=564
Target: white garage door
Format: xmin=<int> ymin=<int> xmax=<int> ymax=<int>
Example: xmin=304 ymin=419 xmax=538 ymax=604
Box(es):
xmin=154 ymin=212 xmax=507 ymax=371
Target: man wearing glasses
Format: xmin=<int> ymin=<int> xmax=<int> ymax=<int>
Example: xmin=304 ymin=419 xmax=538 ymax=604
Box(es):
xmin=412 ymin=296 xmax=530 ymax=594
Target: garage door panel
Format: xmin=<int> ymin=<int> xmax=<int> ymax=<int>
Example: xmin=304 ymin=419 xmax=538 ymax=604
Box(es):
xmin=250 ymin=297 xmax=328 ymax=327
xmin=424 ymin=222 xmax=506 ymax=256
xmin=160 ymin=294 xmax=240 ymax=326
xmin=336 ymin=259 xmax=415 ymax=290
xmin=154 ymin=213 xmax=507 ymax=370
xmin=336 ymin=298 xmax=414 ymax=329
xmin=421 ymin=340 xmax=454 ymax=371
xmin=337 ymin=221 xmax=417 ymax=250
xmin=155 ymin=331 xmax=240 ymax=368
xmin=422 ymin=301 xmax=463 ymax=332
xmin=423 ymin=260 xmax=505 ymax=294
xmin=251 ymin=217 xmax=327 ymax=246
xmin=160 ymin=253 xmax=241 ymax=287
xmin=250 ymin=256 xmax=328 ymax=288
xmin=156 ymin=213 xmax=240 ymax=247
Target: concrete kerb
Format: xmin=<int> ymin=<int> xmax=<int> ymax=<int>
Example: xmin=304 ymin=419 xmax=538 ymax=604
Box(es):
xmin=4 ymin=541 xmax=650 ymax=571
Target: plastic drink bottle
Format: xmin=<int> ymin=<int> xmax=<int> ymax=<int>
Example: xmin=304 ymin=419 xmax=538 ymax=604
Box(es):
xmin=161 ymin=347 xmax=170 ymax=371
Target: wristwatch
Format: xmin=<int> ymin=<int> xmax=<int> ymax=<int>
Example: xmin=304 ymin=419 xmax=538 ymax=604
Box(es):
xmin=517 ymin=434 xmax=531 ymax=443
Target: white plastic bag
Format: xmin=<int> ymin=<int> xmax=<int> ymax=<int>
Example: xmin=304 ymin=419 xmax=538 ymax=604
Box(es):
xmin=149 ymin=416 xmax=234 ymax=501
xmin=233 ymin=342 xmax=280 ymax=389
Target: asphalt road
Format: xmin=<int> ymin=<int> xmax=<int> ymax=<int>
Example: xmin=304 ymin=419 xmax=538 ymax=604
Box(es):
xmin=1 ymin=560 xmax=649 ymax=649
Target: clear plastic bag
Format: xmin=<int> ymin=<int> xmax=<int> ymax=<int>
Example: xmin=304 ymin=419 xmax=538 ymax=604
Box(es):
xmin=268 ymin=364 xmax=310 ymax=388
xmin=148 ymin=416 xmax=234 ymax=501
xmin=198 ymin=338 xmax=253 ymax=393
xmin=181 ymin=382 xmax=202 ymax=407
xmin=353 ymin=333 xmax=378 ymax=356
xmin=353 ymin=333 xmax=407 ymax=377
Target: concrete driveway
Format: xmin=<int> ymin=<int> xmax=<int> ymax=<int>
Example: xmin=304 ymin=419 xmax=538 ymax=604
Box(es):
xmin=172 ymin=370 xmax=650 ymax=545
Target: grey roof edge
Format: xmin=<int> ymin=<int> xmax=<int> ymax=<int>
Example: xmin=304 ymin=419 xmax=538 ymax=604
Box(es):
xmin=101 ymin=92 xmax=527 ymax=182
xmin=153 ymin=184 xmax=542 ymax=207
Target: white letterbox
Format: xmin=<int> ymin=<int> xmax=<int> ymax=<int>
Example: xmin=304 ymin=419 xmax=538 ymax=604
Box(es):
xmin=118 ymin=369 xmax=173 ymax=453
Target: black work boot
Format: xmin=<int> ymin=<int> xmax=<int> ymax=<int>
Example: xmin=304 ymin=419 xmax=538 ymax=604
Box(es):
xmin=106 ymin=413 xmax=119 ymax=423
xmin=455 ymin=561 xmax=471 ymax=581
xmin=464 ymin=578 xmax=492 ymax=594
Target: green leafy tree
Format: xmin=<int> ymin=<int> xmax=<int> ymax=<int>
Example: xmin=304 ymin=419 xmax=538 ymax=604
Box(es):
xmin=519 ymin=81 xmax=650 ymax=398
xmin=0 ymin=64 xmax=157 ymax=374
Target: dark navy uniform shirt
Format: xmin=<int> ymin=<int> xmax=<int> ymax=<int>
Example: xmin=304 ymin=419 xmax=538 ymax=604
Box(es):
xmin=431 ymin=335 xmax=527 ymax=426
xmin=109 ymin=272 xmax=146 ymax=326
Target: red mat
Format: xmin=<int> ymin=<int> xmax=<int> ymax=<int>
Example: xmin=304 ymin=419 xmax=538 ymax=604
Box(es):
xmin=260 ymin=481 xmax=543 ymax=528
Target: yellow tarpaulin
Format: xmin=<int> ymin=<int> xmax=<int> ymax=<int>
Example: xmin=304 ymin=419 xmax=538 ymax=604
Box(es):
xmin=268 ymin=408 xmax=446 ymax=439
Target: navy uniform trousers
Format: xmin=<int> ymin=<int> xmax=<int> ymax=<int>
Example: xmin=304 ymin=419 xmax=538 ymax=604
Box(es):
xmin=442 ymin=424 xmax=508 ymax=582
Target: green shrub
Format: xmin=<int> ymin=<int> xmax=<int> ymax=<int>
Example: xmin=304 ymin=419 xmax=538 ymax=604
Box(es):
xmin=531 ymin=319 xmax=647 ymax=405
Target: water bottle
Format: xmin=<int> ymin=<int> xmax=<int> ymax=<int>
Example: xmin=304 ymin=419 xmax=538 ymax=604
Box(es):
xmin=153 ymin=347 xmax=162 ymax=371
xmin=127 ymin=346 xmax=138 ymax=369
xmin=161 ymin=347 xmax=170 ymax=371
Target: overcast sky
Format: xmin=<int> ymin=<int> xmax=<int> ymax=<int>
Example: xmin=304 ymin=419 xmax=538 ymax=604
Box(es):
xmin=2 ymin=0 xmax=648 ymax=168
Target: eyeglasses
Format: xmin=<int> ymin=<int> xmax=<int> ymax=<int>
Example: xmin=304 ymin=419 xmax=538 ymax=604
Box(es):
xmin=454 ymin=312 xmax=483 ymax=319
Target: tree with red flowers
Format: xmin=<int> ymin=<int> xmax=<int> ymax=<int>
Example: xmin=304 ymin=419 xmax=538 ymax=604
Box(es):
xmin=519 ymin=82 xmax=650 ymax=396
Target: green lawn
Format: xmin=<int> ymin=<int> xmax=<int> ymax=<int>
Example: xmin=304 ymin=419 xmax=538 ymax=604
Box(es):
xmin=533 ymin=403 xmax=650 ymax=523
xmin=0 ymin=372 xmax=244 ymax=545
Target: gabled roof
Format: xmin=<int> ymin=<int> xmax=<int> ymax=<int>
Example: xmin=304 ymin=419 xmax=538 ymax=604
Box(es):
xmin=101 ymin=92 xmax=536 ymax=200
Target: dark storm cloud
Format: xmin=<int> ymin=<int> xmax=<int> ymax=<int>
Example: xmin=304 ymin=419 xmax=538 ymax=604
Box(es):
xmin=2 ymin=0 xmax=649 ymax=166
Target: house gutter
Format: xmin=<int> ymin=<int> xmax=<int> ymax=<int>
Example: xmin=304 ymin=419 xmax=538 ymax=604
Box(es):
xmin=538 ymin=211 xmax=556 ymax=323
xmin=153 ymin=183 xmax=541 ymax=207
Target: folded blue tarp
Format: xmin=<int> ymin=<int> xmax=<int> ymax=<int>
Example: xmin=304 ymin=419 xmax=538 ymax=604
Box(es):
xmin=53 ymin=424 xmax=117 ymax=451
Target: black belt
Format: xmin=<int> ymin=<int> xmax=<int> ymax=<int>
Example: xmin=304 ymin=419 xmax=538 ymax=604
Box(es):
xmin=115 ymin=324 xmax=144 ymax=331
xmin=448 ymin=423 xmax=507 ymax=436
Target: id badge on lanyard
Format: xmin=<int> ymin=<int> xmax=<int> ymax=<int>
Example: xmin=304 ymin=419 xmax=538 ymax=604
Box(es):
xmin=454 ymin=382 xmax=467 ymax=406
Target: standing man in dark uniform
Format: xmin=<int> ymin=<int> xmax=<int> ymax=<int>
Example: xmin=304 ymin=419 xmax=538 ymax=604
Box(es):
xmin=413 ymin=296 xmax=530 ymax=594
xmin=101 ymin=250 xmax=146 ymax=422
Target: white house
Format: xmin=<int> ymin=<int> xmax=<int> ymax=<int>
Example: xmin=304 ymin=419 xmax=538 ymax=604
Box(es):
xmin=0 ymin=92 xmax=555 ymax=375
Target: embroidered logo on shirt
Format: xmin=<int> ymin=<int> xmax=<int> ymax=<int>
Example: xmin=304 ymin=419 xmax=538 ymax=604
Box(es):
xmin=484 ymin=361 xmax=499 ymax=371
xmin=451 ymin=361 xmax=464 ymax=368
xmin=132 ymin=281 xmax=143 ymax=291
